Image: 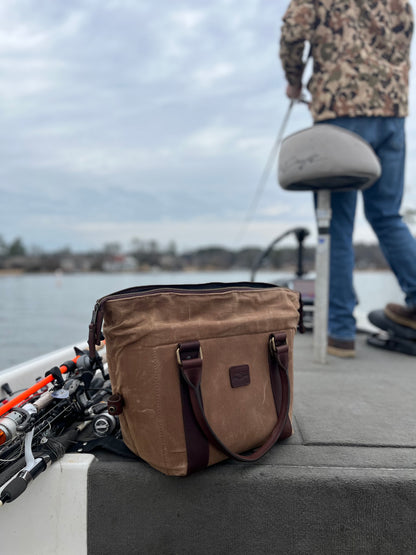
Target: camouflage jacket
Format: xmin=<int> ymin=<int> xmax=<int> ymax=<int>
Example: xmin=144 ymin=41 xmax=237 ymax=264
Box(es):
xmin=280 ymin=0 xmax=414 ymax=121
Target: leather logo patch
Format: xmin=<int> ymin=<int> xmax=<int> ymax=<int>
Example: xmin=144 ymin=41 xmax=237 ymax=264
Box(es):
xmin=229 ymin=365 xmax=250 ymax=388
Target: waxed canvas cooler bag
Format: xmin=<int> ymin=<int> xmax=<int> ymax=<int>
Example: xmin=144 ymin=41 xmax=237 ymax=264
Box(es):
xmin=89 ymin=282 xmax=303 ymax=476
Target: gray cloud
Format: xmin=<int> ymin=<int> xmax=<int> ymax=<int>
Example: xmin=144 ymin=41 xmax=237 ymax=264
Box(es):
xmin=1 ymin=1 xmax=415 ymax=252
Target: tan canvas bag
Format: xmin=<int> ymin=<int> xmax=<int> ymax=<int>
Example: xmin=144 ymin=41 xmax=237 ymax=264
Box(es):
xmin=89 ymin=282 xmax=303 ymax=476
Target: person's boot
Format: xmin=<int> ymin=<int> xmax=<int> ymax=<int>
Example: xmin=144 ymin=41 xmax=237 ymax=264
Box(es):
xmin=327 ymin=336 xmax=356 ymax=358
xmin=384 ymin=303 xmax=416 ymax=330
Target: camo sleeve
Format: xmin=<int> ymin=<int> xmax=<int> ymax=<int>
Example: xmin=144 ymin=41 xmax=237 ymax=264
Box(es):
xmin=279 ymin=0 xmax=414 ymax=121
xmin=279 ymin=0 xmax=316 ymax=88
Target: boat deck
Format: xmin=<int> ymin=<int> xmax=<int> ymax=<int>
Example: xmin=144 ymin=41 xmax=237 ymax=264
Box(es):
xmin=87 ymin=331 xmax=416 ymax=554
xmin=1 ymin=331 xmax=415 ymax=554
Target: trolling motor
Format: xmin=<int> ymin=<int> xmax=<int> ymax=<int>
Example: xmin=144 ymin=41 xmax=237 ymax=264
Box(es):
xmin=250 ymin=227 xmax=314 ymax=329
xmin=250 ymin=226 xmax=310 ymax=282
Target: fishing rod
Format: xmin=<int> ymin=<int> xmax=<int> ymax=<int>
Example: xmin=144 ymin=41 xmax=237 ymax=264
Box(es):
xmin=0 ymin=353 xmax=87 ymax=470
xmin=235 ymin=95 xmax=309 ymax=244
xmin=0 ymin=335 xmax=106 ymax=420
xmin=0 ymin=352 xmax=107 ymax=466
xmin=0 ymin=422 xmax=85 ymax=506
xmin=0 ymin=377 xmax=113 ymax=485
xmin=0 ymin=354 xmax=82 ymax=420
xmin=0 ymin=346 xmax=117 ymax=505
xmin=0 ymin=348 xmax=99 ymax=449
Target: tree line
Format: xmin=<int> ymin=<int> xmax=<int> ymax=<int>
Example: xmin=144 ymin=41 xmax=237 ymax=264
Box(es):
xmin=0 ymin=234 xmax=390 ymax=273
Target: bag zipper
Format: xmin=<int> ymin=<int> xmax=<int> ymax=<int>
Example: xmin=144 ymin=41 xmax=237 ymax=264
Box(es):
xmin=88 ymin=282 xmax=303 ymax=358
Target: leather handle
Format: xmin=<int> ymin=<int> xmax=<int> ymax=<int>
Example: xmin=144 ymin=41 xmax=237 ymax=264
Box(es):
xmin=177 ymin=333 xmax=290 ymax=463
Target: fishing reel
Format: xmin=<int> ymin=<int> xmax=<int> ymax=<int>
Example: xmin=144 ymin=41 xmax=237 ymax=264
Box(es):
xmin=0 ymin=405 xmax=37 ymax=446
xmin=92 ymin=411 xmax=119 ymax=437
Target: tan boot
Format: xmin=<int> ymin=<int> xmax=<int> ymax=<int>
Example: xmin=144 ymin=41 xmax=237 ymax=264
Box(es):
xmin=384 ymin=303 xmax=416 ymax=330
xmin=327 ymin=336 xmax=356 ymax=358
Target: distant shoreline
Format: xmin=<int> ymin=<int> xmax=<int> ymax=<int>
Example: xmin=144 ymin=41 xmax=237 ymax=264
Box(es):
xmin=0 ymin=267 xmax=393 ymax=277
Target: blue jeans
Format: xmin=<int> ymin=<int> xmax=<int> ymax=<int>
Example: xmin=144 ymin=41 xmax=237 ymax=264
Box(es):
xmin=318 ymin=117 xmax=416 ymax=341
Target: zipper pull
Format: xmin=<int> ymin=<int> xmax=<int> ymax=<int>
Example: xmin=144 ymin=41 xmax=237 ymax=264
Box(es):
xmin=89 ymin=300 xmax=105 ymax=359
xmin=90 ymin=300 xmax=101 ymax=327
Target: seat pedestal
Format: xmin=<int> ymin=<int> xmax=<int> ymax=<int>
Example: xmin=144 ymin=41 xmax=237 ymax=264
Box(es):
xmin=313 ymin=190 xmax=331 ymax=364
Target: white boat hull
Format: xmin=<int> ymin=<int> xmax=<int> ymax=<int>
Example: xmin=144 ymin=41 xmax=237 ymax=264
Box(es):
xmin=0 ymin=454 xmax=94 ymax=554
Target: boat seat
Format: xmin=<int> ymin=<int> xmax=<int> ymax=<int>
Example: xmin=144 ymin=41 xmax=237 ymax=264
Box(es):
xmin=278 ymin=124 xmax=381 ymax=192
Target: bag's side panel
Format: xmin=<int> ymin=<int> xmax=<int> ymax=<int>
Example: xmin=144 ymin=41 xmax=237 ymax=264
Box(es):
xmin=104 ymin=304 xmax=188 ymax=476
xmin=104 ymin=342 xmax=159 ymax=465
xmin=284 ymin=327 xmax=295 ymax=427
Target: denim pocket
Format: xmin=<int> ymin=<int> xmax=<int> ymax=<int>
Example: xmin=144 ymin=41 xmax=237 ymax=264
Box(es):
xmin=384 ymin=118 xmax=405 ymax=152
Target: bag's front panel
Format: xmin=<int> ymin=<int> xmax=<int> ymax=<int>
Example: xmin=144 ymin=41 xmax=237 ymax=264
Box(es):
xmin=199 ymin=333 xmax=278 ymax=464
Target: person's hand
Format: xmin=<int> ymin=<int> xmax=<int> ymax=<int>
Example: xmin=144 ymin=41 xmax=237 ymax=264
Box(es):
xmin=286 ymin=84 xmax=302 ymax=99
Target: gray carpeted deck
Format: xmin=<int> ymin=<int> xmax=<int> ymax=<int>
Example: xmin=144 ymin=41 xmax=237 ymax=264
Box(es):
xmin=87 ymin=332 xmax=416 ymax=554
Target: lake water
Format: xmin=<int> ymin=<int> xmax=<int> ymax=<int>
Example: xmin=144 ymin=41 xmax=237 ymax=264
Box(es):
xmin=0 ymin=269 xmax=404 ymax=371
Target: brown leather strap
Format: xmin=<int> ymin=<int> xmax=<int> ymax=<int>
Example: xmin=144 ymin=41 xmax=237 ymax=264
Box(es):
xmin=107 ymin=393 xmax=124 ymax=416
xmin=177 ymin=333 xmax=290 ymax=463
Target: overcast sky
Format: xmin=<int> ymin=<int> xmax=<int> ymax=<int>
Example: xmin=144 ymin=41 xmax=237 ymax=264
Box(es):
xmin=1 ymin=0 xmax=416 ymax=254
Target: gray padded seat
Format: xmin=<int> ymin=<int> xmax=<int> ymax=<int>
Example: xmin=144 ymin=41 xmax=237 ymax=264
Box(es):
xmin=278 ymin=124 xmax=381 ymax=192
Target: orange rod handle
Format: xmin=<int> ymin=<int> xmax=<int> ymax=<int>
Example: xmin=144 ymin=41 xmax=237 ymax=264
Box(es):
xmin=0 ymin=355 xmax=81 ymax=418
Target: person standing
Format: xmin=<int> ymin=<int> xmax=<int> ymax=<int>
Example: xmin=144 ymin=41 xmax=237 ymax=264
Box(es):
xmin=279 ymin=0 xmax=416 ymax=357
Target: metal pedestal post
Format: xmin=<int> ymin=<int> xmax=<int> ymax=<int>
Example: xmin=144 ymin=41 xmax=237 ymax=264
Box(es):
xmin=313 ymin=190 xmax=331 ymax=364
